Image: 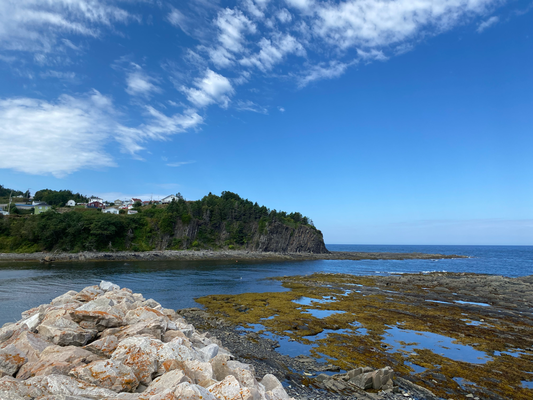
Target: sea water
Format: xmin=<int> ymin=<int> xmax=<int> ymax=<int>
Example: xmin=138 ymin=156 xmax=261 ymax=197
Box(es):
xmin=0 ymin=245 xmax=531 ymax=326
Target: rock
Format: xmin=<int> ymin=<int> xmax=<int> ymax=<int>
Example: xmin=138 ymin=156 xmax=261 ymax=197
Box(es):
xmin=182 ymin=360 xmax=214 ymax=387
xmin=16 ymin=345 xmax=101 ymax=379
xmin=25 ymin=374 xmax=119 ymax=398
xmin=371 ymin=366 xmax=394 ymax=390
xmin=262 ymin=374 xmax=290 ymax=400
xmin=37 ymin=310 xmax=96 ymax=346
xmin=83 ymin=335 xmax=119 ymax=358
xmin=157 ymin=340 xmax=197 ymax=366
xmin=208 ymin=374 xmax=253 ymax=400
xmin=112 ymin=336 xmax=162 ymax=386
xmin=350 ymin=370 xmax=374 ymax=390
xmin=69 ymin=310 xmax=124 ymax=331
xmin=74 ymin=286 xmax=105 ymax=303
xmin=100 ymin=281 xmax=121 ymax=292
xmin=197 ymin=343 xmax=219 ymax=362
xmin=0 ymin=345 xmax=27 ymax=377
xmin=124 ymin=307 xmax=167 ymax=327
xmin=173 ymin=381 xmax=217 ymax=400
xmin=141 ymin=369 xmax=191 ymax=398
xmin=1 ymin=331 xmax=51 ymax=364
xmin=70 ymin=359 xmax=139 ymax=392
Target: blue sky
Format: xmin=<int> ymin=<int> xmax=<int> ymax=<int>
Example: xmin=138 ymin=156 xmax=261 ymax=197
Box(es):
xmin=0 ymin=0 xmax=531 ymax=245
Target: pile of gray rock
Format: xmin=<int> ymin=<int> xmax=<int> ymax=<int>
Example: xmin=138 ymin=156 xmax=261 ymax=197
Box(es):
xmin=0 ymin=281 xmax=293 ymax=400
xmin=315 ymin=366 xmax=396 ymax=393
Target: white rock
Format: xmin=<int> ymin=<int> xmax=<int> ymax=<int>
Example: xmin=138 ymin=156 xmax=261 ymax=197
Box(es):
xmin=25 ymin=374 xmax=119 ymax=399
xmin=174 ymin=381 xmax=217 ymax=400
xmin=208 ymin=375 xmax=253 ymax=400
xmin=100 ymin=281 xmax=121 ymax=292
xmin=182 ymin=360 xmax=214 ymax=386
xmin=112 ymin=336 xmax=163 ymax=386
xmin=197 ymin=343 xmax=219 ymax=362
xmin=70 ymin=359 xmax=139 ymax=392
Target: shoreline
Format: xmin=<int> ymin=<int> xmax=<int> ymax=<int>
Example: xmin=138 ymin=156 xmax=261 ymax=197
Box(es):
xmin=0 ymin=249 xmax=468 ymax=263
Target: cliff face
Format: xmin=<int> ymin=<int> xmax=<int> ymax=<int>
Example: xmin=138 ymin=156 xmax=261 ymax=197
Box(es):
xmin=151 ymin=219 xmax=328 ymax=254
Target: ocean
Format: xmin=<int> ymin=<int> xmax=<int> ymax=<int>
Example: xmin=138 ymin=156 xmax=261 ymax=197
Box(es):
xmin=0 ymin=244 xmax=531 ymax=326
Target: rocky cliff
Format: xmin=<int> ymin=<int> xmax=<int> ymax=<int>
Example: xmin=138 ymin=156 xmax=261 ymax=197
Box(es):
xmin=152 ymin=219 xmax=329 ymax=254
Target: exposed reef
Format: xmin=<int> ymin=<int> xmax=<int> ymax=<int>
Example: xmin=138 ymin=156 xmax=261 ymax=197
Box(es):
xmin=0 ymin=249 xmax=467 ymax=263
xmin=196 ymin=272 xmax=533 ymax=400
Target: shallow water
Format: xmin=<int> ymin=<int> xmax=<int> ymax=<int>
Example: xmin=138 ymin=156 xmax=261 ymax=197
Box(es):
xmin=0 ymin=245 xmax=531 ymax=327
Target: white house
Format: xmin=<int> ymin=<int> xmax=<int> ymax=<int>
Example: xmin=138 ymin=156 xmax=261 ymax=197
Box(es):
xmin=161 ymin=194 xmax=180 ymax=204
xmin=103 ymin=207 xmax=120 ymax=215
xmin=66 ymin=200 xmax=76 ymax=207
xmin=114 ymin=199 xmax=123 ymax=206
xmin=89 ymin=197 xmax=104 ymax=203
xmin=127 ymin=210 xmax=138 ymax=215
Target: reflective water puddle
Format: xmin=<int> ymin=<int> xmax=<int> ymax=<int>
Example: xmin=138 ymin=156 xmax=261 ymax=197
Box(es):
xmin=383 ymin=326 xmax=492 ymax=364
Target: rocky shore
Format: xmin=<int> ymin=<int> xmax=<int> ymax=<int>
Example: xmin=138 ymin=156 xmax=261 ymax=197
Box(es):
xmin=0 ymin=249 xmax=467 ymax=263
xmin=0 ymin=281 xmax=298 ymax=399
xmin=0 ymin=282 xmax=439 ymax=400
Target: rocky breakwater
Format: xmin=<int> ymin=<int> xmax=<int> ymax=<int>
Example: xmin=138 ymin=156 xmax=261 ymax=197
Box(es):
xmin=0 ymin=281 xmax=294 ymax=400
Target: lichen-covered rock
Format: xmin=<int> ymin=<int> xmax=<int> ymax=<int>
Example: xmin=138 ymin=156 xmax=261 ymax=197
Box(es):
xmin=174 ymin=381 xmax=217 ymax=400
xmin=261 ymin=374 xmax=290 ymax=400
xmin=140 ymin=369 xmax=190 ymax=399
xmin=208 ymin=374 xmax=253 ymax=400
xmin=16 ymin=345 xmax=101 ymax=379
xmin=182 ymin=360 xmax=214 ymax=387
xmin=37 ymin=310 xmax=96 ymax=346
xmin=83 ymin=335 xmax=119 ymax=358
xmin=24 ymin=374 xmax=118 ymax=398
xmin=111 ymin=336 xmax=162 ymax=386
xmin=69 ymin=310 xmax=124 ymax=331
xmin=0 ymin=344 xmax=27 ymax=377
xmin=70 ymin=359 xmax=139 ymax=392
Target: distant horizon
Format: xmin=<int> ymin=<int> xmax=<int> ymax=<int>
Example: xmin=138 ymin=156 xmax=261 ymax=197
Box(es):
xmin=326 ymin=243 xmax=533 ymax=247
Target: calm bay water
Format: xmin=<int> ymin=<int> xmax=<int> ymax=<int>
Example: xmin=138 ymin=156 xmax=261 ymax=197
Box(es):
xmin=0 ymin=245 xmax=531 ymax=326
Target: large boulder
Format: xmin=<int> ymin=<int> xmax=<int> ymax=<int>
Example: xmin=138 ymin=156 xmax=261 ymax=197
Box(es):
xmin=111 ymin=336 xmax=163 ymax=386
xmin=16 ymin=345 xmax=101 ymax=379
xmin=70 ymin=359 xmax=139 ymax=392
xmin=37 ymin=310 xmax=96 ymax=346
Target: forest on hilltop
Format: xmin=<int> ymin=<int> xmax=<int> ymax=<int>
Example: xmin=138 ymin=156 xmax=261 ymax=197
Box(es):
xmin=0 ymin=191 xmax=326 ymax=254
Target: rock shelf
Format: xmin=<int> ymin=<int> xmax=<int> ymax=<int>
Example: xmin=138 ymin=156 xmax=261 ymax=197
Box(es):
xmin=0 ymin=281 xmax=295 ymax=400
xmin=0 ymin=250 xmax=467 ymax=263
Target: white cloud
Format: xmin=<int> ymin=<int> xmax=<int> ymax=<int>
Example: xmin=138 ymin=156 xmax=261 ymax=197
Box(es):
xmin=285 ymin=0 xmax=315 ymax=13
xmin=298 ymin=61 xmax=352 ymax=87
xmin=0 ymin=90 xmax=203 ymax=176
xmin=207 ymin=8 xmax=256 ymax=67
xmin=182 ymin=69 xmax=235 ymax=108
xmin=277 ymin=8 xmax=293 ymax=23
xmin=40 ymin=70 xmax=79 ymax=82
xmin=0 ymin=0 xmax=136 ymax=53
xmin=278 ymin=106 xmax=285 ymax=112
xmin=477 ymin=16 xmax=499 ymax=32
xmin=166 ymin=161 xmax=196 ymax=167
xmin=236 ymin=100 xmax=268 ymax=114
xmin=0 ymin=91 xmax=116 ymax=177
xmin=125 ymin=64 xmax=161 ymax=97
xmin=357 ymin=49 xmax=388 ymax=61
xmin=240 ymin=33 xmax=306 ymax=71
xmin=313 ymin=0 xmax=495 ymax=49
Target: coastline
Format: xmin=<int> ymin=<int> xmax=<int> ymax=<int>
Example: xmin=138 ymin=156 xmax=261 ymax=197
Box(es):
xmin=0 ymin=249 xmax=468 ymax=263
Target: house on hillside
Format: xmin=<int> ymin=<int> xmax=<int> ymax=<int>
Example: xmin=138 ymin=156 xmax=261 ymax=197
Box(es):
xmin=103 ymin=207 xmax=120 ymax=214
xmin=0 ymin=205 xmax=8 ymax=216
xmin=66 ymin=200 xmax=76 ymax=207
xmin=89 ymin=197 xmax=104 ymax=203
xmin=34 ymin=202 xmax=52 ymax=214
xmin=127 ymin=210 xmax=138 ymax=215
xmin=114 ymin=199 xmax=123 ymax=206
xmin=161 ymin=195 xmax=180 ymax=204
xmin=86 ymin=201 xmax=105 ymax=209
xmin=131 ymin=198 xmax=142 ymax=204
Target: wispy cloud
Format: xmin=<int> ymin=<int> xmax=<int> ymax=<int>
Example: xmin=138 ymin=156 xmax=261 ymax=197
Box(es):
xmin=236 ymin=100 xmax=268 ymax=114
xmin=125 ymin=63 xmax=161 ymax=97
xmin=477 ymin=16 xmax=499 ymax=33
xmin=166 ymin=161 xmax=196 ymax=167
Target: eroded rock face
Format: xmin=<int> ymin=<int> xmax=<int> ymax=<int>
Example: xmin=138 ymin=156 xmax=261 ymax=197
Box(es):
xmin=0 ymin=281 xmax=296 ymax=400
